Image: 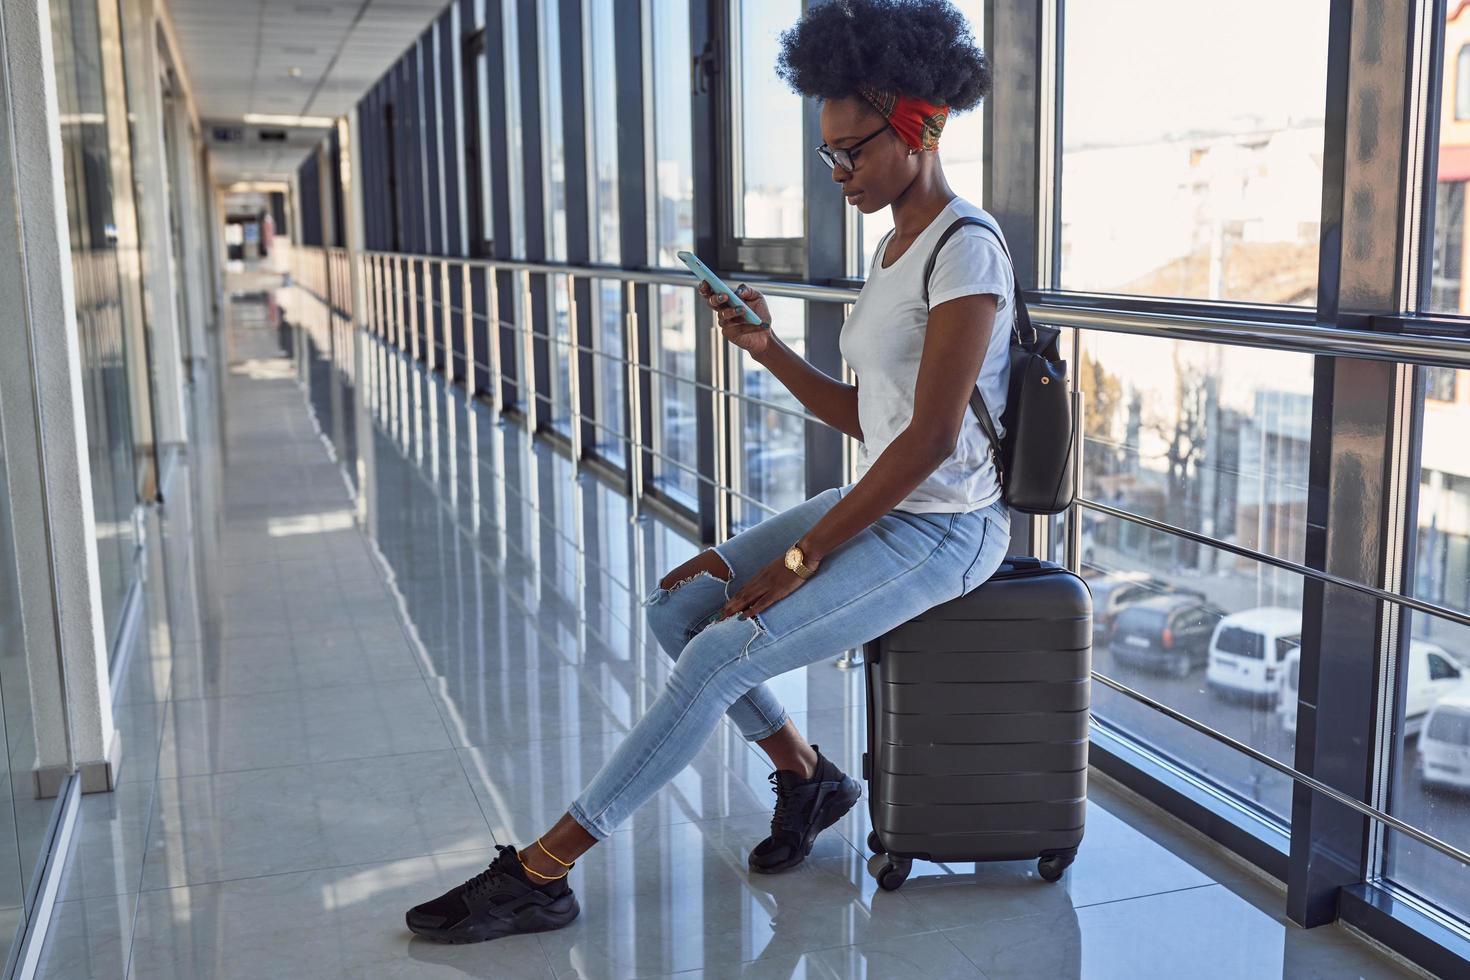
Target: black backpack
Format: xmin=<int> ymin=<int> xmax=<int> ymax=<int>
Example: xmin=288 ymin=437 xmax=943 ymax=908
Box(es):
xmin=918 ymin=215 xmax=1076 ymax=515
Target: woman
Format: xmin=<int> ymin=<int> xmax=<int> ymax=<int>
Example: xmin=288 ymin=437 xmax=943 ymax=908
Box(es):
xmin=406 ymin=0 xmax=1013 ymax=943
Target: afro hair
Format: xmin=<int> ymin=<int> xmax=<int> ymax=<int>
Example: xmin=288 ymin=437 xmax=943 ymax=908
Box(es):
xmin=775 ymin=0 xmax=991 ymax=112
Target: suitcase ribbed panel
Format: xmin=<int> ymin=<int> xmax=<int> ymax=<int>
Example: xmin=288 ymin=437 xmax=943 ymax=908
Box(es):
xmin=876 ymin=800 xmax=1086 ymax=834
xmin=865 ymin=561 xmax=1093 ymax=864
xmin=884 ymin=679 xmax=1090 ymax=713
xmin=880 ymin=739 xmax=1088 ymax=775
xmin=886 ymin=617 xmax=1090 ymax=653
xmin=881 ymin=709 xmax=1082 ymax=744
xmin=883 ymin=770 xmax=1084 ymax=801
xmin=882 ymin=644 xmax=1089 ymax=682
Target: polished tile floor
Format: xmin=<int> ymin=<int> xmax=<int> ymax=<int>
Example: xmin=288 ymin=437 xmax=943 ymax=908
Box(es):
xmin=34 ymin=279 xmax=1430 ymax=978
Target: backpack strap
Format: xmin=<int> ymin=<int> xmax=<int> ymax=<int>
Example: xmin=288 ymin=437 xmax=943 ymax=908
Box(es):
xmin=921 ymin=214 xmax=1027 ymax=486
xmin=921 ymin=214 xmax=1034 ymax=343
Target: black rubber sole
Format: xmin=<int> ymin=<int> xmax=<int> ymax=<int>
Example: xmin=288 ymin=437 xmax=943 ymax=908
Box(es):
xmin=406 ymin=891 xmax=580 ymax=944
xmin=748 ymin=774 xmax=863 ymax=875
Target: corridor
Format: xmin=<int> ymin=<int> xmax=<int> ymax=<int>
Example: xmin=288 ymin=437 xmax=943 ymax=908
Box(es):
xmin=26 ymin=279 xmax=1417 ymax=979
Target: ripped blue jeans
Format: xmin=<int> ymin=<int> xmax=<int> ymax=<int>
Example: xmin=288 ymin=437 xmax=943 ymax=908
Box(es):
xmin=567 ymin=485 xmax=1010 ymax=840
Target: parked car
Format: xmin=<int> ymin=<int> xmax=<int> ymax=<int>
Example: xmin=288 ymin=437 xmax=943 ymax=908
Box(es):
xmin=1419 ymin=694 xmax=1470 ymax=793
xmin=1088 ymin=572 xmax=1168 ymax=645
xmin=1206 ymin=607 xmax=1302 ymax=701
xmin=1278 ymin=639 xmax=1464 ymax=737
xmin=1087 ymin=571 xmax=1204 ymax=647
xmin=1108 ymin=593 xmax=1225 ymax=678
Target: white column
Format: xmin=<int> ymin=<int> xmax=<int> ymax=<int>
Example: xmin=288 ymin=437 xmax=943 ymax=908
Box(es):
xmin=118 ymin=0 xmax=188 ymax=453
xmin=168 ymin=97 xmax=210 ymax=369
xmin=0 ymin=0 xmax=118 ymax=794
xmin=97 ymin=0 xmax=159 ymax=499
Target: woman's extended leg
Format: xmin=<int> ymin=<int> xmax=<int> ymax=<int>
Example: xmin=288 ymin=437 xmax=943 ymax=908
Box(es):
xmin=405 ymin=498 xmax=1006 ymax=944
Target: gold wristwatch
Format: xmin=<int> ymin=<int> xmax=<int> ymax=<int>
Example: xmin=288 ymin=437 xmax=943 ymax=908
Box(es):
xmin=784 ymin=544 xmax=817 ymax=580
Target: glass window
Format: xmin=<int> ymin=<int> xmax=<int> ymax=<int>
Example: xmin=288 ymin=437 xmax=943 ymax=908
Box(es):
xmin=1432 ymin=14 xmax=1470 ymax=315
xmin=856 ymin=0 xmax=982 ymax=275
xmin=473 ymin=0 xmax=494 ymax=248
xmin=1430 ymin=176 xmax=1465 ymax=313
xmin=587 ymin=0 xmax=620 ymax=264
xmin=548 ymin=277 xmax=573 ymax=435
xmin=502 ymin=0 xmax=526 ymax=256
xmin=1389 ymin=367 xmax=1470 ymax=922
xmin=650 ymin=286 xmax=699 ymax=505
xmin=1458 ymin=44 xmax=1470 ymax=121
xmin=540 ymin=0 xmax=567 ymax=261
xmin=1415 ymin=370 xmax=1470 ymax=618
xmin=51 ymin=0 xmax=139 ymax=641
xmin=1059 ymin=0 xmax=1329 ymax=304
xmin=1081 ymin=332 xmax=1313 ymax=571
xmin=652 ymin=0 xmax=694 ymax=266
xmin=1088 ymin=512 xmax=1303 ymax=822
xmin=586 ymin=0 xmax=623 ymax=464
xmin=1426 ymin=366 xmax=1459 ymax=402
xmin=592 ymin=279 xmax=625 ymax=462
xmin=731 ymin=297 xmax=806 ymax=530
xmin=0 ymin=390 xmax=71 ymax=969
xmin=735 ymin=0 xmax=803 ymax=239
xmin=1079 ymin=331 xmax=1316 ymax=826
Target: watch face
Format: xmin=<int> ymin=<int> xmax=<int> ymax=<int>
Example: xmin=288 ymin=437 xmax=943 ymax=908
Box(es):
xmin=785 ymin=546 xmax=801 ymax=570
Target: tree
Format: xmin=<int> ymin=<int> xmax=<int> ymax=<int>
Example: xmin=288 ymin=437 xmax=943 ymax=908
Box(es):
xmin=1081 ymin=349 xmax=1123 ymax=486
xmin=1148 ymin=350 xmax=1210 ymax=566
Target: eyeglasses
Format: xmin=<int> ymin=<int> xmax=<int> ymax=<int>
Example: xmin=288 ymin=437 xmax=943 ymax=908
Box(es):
xmin=815 ymin=124 xmax=889 ymax=173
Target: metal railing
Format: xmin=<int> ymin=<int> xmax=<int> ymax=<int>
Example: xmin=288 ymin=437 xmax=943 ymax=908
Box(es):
xmin=286 ymin=242 xmax=1470 ymax=872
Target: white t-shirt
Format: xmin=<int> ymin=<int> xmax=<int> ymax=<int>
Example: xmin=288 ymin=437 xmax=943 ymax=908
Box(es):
xmin=839 ymin=197 xmax=1014 ymax=514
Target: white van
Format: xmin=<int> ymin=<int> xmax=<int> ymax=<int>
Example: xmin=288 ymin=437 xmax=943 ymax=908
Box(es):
xmin=1278 ymin=645 xmax=1301 ymax=734
xmin=1207 ymin=607 xmax=1301 ymax=701
xmin=1402 ymin=641 xmax=1465 ymax=738
xmin=1277 ymin=640 xmax=1464 ymax=737
xmin=1419 ymin=694 xmax=1470 ymax=792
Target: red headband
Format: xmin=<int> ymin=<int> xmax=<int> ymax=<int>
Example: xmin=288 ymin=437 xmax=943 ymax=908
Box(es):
xmin=857 ymin=86 xmax=950 ymax=151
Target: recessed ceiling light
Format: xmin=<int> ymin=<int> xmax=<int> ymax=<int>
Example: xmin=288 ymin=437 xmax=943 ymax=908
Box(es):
xmin=243 ymin=112 xmax=336 ymax=128
xmin=288 ymin=66 xmax=302 ymax=78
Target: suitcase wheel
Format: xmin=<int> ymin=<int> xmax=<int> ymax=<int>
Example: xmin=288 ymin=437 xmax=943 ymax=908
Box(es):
xmin=866 ymin=852 xmax=912 ymax=891
xmin=866 ymin=830 xmax=883 ymax=855
xmin=1037 ymin=849 xmax=1076 ymax=883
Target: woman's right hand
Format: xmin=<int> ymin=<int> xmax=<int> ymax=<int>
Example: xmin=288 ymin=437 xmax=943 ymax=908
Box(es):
xmin=699 ymin=281 xmax=773 ymax=359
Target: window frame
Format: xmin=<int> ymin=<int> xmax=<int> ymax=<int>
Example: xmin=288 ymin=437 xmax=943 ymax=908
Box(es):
xmin=712 ymin=0 xmax=806 ymax=276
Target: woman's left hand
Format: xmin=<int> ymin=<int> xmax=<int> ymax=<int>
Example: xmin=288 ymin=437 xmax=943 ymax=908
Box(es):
xmin=719 ymin=555 xmax=814 ymax=623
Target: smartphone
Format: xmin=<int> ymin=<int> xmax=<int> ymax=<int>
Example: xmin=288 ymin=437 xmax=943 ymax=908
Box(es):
xmin=677 ymin=250 xmax=765 ymax=326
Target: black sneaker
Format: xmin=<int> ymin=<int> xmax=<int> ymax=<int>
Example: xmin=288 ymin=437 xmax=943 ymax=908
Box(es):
xmin=748 ymin=744 xmax=862 ymax=874
xmin=405 ymin=844 xmax=580 ymax=944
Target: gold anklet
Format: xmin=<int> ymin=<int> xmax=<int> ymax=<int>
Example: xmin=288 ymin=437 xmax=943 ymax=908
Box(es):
xmin=522 ymin=861 xmax=570 ymax=881
xmin=536 ymin=837 xmax=574 ymax=868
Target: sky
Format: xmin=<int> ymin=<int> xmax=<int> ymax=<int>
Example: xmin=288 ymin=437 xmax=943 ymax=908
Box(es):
xmin=1062 ymin=0 xmax=1331 ymax=148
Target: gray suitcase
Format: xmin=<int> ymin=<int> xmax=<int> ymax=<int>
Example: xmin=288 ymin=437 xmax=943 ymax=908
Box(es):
xmin=861 ymin=557 xmax=1091 ymax=890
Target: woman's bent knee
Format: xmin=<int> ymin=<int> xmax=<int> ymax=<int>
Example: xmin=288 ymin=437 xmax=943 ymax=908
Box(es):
xmin=669 ymin=616 xmax=766 ymax=693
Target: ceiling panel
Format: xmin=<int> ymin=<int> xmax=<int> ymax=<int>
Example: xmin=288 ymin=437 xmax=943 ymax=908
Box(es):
xmin=168 ymin=0 xmax=448 ymax=181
